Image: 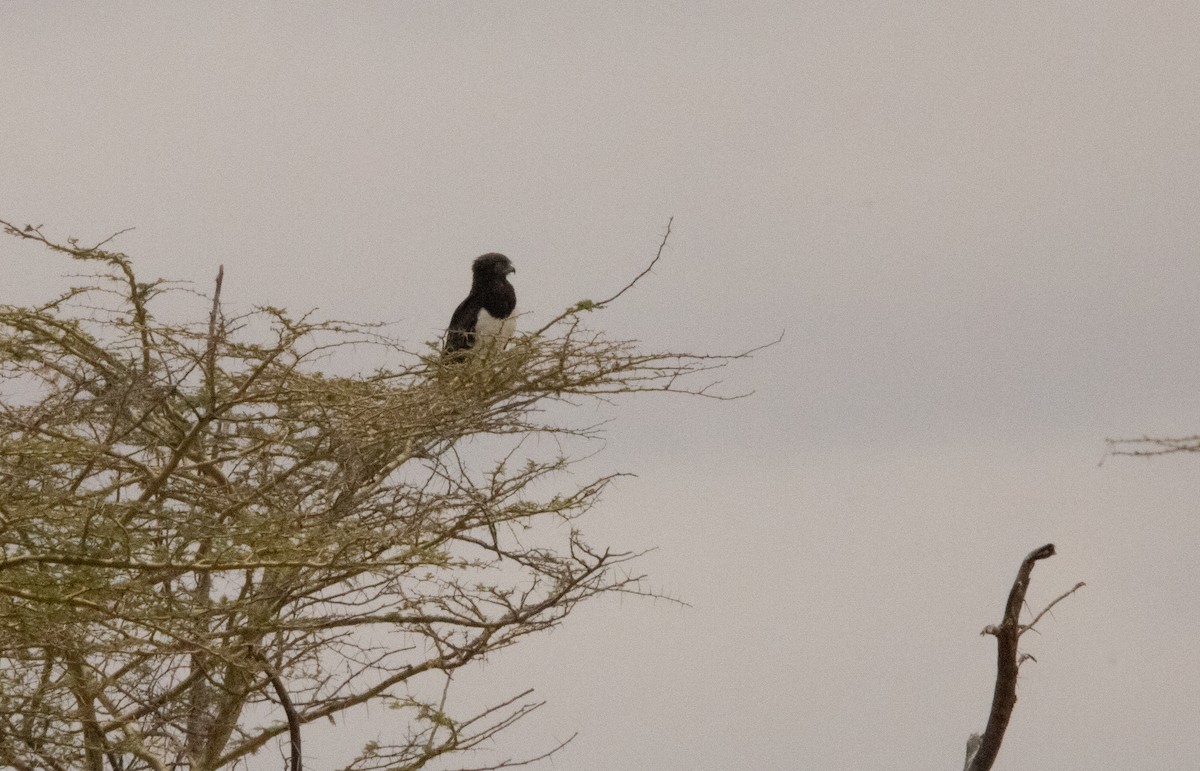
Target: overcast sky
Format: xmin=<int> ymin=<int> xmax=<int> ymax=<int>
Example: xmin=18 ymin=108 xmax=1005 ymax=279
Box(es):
xmin=3 ymin=3 xmax=1199 ymax=769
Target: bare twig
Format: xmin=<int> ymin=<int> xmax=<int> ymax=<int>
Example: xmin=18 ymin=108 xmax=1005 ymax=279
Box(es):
xmin=592 ymin=216 xmax=672 ymax=309
xmin=1020 ymin=581 xmax=1086 ymax=636
xmin=532 ymin=217 xmax=673 ymax=336
xmin=446 ymin=732 xmax=577 ymax=771
xmin=91 ymin=227 xmax=136 ymax=252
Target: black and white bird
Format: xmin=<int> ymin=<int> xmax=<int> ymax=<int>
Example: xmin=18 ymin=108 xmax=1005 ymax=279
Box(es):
xmin=443 ymin=252 xmax=517 ymax=358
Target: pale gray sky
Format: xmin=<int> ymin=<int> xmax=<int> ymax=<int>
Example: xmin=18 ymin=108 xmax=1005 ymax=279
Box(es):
xmin=3 ymin=3 xmax=1199 ymax=769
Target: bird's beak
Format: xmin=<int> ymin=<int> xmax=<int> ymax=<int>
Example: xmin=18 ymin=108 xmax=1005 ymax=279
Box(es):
xmin=507 ymin=266 xmax=516 ymax=275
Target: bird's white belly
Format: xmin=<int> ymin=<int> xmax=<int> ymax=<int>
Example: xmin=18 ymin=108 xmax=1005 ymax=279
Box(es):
xmin=475 ymin=307 xmax=517 ymax=346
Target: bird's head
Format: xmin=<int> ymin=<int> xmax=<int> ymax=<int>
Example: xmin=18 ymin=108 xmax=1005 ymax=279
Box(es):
xmin=473 ymin=252 xmax=516 ymax=278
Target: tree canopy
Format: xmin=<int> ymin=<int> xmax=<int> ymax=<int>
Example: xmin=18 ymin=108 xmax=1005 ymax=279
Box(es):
xmin=0 ymin=220 xmax=749 ymax=770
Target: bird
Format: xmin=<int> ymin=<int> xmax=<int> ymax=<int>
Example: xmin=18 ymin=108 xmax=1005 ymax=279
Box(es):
xmin=443 ymin=252 xmax=517 ymax=358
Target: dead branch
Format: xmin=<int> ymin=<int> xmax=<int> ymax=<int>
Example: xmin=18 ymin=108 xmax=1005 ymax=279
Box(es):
xmin=1103 ymin=434 xmax=1200 ymax=461
xmin=965 ymin=544 xmax=1082 ymax=771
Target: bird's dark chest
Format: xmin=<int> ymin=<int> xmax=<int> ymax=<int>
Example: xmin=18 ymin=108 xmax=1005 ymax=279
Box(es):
xmin=477 ymin=280 xmax=516 ymax=319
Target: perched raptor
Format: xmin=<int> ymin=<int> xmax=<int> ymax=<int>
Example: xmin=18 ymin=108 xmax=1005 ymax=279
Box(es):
xmin=443 ymin=252 xmax=517 ymax=358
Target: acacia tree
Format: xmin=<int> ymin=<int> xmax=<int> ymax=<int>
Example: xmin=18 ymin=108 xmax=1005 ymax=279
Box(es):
xmin=0 ymin=219 xmax=745 ymax=770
